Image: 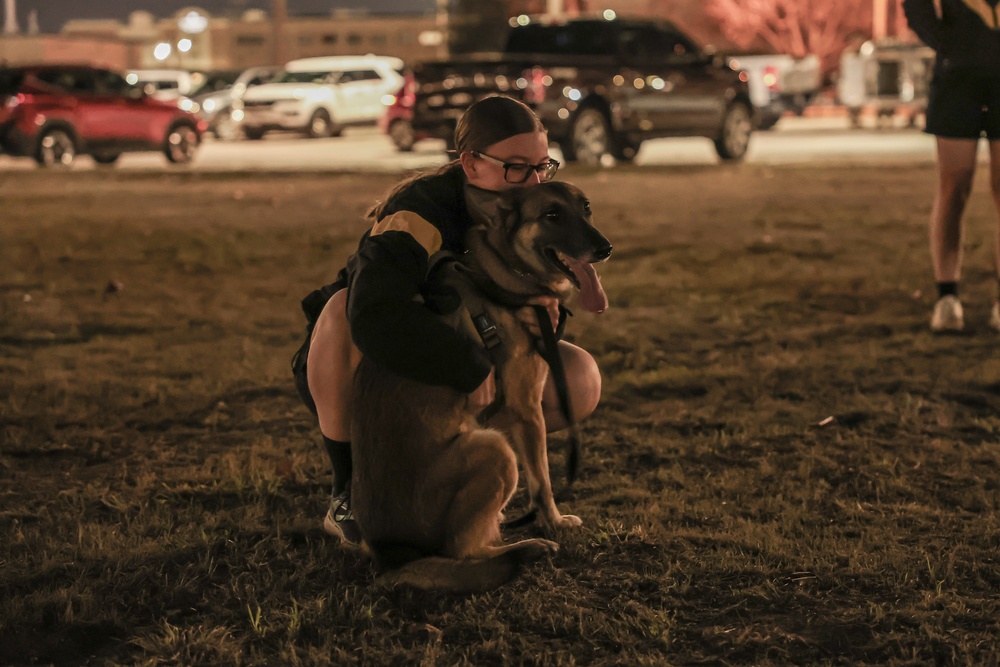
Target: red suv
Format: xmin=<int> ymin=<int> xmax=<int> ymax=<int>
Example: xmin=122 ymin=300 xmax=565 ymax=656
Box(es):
xmin=0 ymin=64 xmax=206 ymax=168
xmin=379 ymin=69 xmax=431 ymax=152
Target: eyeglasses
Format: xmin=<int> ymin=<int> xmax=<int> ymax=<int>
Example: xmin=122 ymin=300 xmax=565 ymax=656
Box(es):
xmin=471 ymin=151 xmax=560 ymax=184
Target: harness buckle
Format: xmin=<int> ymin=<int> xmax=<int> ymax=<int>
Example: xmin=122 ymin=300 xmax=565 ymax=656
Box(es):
xmin=472 ymin=313 xmax=501 ymax=349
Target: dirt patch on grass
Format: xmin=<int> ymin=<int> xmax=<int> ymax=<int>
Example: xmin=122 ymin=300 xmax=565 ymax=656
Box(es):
xmin=2 ymin=164 xmax=999 ymax=665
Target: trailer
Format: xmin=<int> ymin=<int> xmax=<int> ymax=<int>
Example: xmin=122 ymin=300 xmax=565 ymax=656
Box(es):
xmin=837 ymin=40 xmax=935 ymax=129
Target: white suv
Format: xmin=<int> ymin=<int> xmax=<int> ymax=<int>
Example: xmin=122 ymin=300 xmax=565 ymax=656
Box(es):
xmin=239 ymin=55 xmax=404 ymax=140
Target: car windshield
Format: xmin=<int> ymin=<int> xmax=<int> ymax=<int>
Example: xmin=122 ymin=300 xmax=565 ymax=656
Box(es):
xmin=274 ymin=70 xmax=333 ymax=84
xmin=187 ymin=71 xmax=240 ymax=97
xmin=0 ymin=69 xmax=25 ymax=95
xmin=143 ymin=80 xmax=180 ymax=90
xmin=506 ymin=23 xmax=617 ymax=56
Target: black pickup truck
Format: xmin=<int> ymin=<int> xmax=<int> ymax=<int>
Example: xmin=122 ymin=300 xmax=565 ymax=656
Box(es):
xmin=409 ymin=15 xmax=755 ymax=164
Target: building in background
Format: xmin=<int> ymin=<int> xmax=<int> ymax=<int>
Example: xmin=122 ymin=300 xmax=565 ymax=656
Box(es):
xmin=0 ymin=31 xmax=130 ymax=68
xmin=58 ymin=7 xmax=443 ymax=71
xmin=1 ymin=0 xmax=914 ymax=73
xmin=1 ymin=5 xmax=443 ymax=71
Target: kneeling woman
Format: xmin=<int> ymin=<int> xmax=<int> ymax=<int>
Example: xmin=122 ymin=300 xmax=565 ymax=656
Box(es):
xmin=292 ymin=96 xmax=607 ymax=544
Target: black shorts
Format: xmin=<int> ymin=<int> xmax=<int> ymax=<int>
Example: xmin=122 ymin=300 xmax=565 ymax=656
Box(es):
xmin=925 ymin=70 xmax=1000 ymax=140
xmin=291 ymin=332 xmax=317 ymax=416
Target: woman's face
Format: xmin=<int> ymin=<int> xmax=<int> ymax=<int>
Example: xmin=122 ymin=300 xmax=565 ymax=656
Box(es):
xmin=460 ymin=131 xmax=553 ymax=191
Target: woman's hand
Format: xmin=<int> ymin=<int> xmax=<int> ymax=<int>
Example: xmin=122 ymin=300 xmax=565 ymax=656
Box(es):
xmin=516 ymin=295 xmax=560 ymax=337
xmin=468 ymin=367 xmax=496 ymax=408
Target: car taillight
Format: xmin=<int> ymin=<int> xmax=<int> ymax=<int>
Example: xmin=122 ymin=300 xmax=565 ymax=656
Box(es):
xmin=763 ymin=66 xmax=779 ymax=91
xmin=520 ymin=67 xmax=551 ymax=105
xmin=398 ymin=72 xmax=416 ymax=107
xmin=383 ymin=73 xmax=416 ymax=110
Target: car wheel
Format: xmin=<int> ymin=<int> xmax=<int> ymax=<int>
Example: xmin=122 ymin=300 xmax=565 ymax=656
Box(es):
xmin=389 ymin=119 xmax=416 ymax=152
xmin=164 ymin=122 xmax=200 ymax=164
xmin=35 ymin=128 xmax=77 ymax=168
xmin=244 ymin=126 xmax=266 ymax=140
xmin=713 ymin=101 xmax=753 ymax=162
xmin=756 ymin=112 xmax=781 ymax=131
xmin=561 ymin=108 xmax=612 ymax=165
xmin=612 ymin=137 xmax=642 ymax=162
xmin=307 ymin=109 xmax=334 ymax=138
xmin=92 ymin=151 xmax=122 ymax=166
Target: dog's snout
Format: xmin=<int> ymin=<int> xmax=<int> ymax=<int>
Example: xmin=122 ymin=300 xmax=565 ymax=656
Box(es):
xmin=593 ymin=241 xmax=612 ymax=262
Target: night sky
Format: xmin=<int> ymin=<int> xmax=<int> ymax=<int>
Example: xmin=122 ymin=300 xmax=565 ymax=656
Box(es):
xmin=4 ymin=0 xmax=434 ymax=35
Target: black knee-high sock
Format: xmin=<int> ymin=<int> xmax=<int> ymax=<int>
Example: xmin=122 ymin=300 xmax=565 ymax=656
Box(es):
xmin=322 ymin=437 xmax=352 ymax=497
xmin=937 ymin=281 xmax=958 ymax=299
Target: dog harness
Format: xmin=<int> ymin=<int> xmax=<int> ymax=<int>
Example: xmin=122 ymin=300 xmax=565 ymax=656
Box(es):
xmin=426 ymin=251 xmax=581 ymax=528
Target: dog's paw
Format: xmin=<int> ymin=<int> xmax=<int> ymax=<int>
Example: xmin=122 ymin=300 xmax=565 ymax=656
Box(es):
xmin=520 ymin=538 xmax=560 ymax=558
xmin=539 ymin=512 xmax=583 ymax=531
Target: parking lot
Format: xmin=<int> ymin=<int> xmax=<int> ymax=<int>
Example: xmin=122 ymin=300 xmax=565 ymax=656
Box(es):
xmin=0 ymin=116 xmax=968 ymax=173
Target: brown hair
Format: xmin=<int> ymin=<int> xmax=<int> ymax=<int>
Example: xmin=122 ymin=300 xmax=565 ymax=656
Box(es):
xmin=367 ymin=95 xmax=545 ymax=220
xmin=453 ymin=95 xmax=545 ymax=154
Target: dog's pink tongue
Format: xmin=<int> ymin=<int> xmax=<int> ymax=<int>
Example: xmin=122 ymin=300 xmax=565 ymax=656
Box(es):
xmin=567 ymin=258 xmax=608 ymax=313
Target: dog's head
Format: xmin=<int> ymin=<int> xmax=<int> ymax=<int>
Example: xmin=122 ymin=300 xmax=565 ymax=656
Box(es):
xmin=464 ymin=181 xmax=612 ymax=312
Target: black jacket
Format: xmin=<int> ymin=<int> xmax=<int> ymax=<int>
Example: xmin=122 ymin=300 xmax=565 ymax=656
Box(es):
xmin=303 ymin=165 xmax=492 ymax=393
xmin=903 ymin=0 xmax=1000 ymax=73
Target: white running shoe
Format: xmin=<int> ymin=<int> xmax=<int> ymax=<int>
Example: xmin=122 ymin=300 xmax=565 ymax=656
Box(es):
xmin=930 ymin=295 xmax=964 ymax=332
xmin=323 ymin=491 xmax=362 ymax=546
xmin=990 ymin=301 xmax=1000 ymax=332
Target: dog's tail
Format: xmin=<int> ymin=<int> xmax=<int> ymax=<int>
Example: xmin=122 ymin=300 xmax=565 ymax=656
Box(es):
xmin=373 ymin=540 xmax=557 ymax=594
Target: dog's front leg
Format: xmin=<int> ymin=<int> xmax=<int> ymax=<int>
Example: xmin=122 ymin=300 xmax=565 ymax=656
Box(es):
xmin=490 ymin=408 xmax=582 ymax=531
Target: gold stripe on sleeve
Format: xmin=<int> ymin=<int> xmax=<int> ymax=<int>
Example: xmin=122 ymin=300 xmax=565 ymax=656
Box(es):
xmin=370 ymin=211 xmax=444 ymax=256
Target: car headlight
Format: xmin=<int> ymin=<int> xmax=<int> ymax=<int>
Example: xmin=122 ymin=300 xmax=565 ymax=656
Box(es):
xmin=202 ymin=98 xmax=216 ymax=113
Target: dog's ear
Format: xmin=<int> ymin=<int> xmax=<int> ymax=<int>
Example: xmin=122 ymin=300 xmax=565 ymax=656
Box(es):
xmin=464 ymin=185 xmax=517 ymax=229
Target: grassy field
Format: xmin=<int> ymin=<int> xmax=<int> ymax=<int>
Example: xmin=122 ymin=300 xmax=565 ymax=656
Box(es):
xmin=2 ymin=162 xmax=1000 ymax=666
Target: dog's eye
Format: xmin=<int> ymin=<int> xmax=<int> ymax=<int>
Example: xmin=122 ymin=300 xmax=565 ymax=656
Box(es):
xmin=582 ymin=200 xmax=591 ymax=213
xmin=544 ymin=206 xmax=561 ymax=220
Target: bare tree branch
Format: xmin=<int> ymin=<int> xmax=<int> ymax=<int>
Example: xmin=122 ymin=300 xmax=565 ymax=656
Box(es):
xmin=705 ymin=0 xmax=874 ymax=77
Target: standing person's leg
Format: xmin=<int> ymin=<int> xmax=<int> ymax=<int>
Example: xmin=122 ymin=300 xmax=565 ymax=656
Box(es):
xmin=991 ymin=140 xmax=1000 ymax=221
xmin=306 ymin=288 xmax=363 ymax=542
xmin=930 ymin=137 xmax=979 ymax=331
xmin=988 ymin=141 xmax=1000 ymax=329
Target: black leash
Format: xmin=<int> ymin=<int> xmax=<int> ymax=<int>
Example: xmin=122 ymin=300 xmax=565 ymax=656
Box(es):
xmin=500 ymin=305 xmax=581 ymax=530
xmin=531 ymin=304 xmax=580 ymax=485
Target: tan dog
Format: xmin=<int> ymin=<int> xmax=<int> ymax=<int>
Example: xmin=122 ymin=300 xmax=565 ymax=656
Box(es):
xmin=350 ymin=181 xmax=612 ymax=593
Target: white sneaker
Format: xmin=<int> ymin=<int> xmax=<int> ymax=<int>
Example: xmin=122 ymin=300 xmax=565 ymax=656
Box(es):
xmin=990 ymin=301 xmax=1000 ymax=332
xmin=323 ymin=491 xmax=362 ymax=546
xmin=930 ymin=295 xmax=964 ymax=332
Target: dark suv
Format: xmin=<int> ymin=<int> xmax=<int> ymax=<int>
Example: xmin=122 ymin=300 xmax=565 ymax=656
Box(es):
xmin=411 ymin=16 xmax=754 ymax=164
xmin=0 ymin=64 xmax=206 ymax=168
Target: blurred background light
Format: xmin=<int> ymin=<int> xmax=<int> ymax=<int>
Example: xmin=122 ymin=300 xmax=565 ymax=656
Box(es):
xmin=153 ymin=42 xmax=171 ymax=61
